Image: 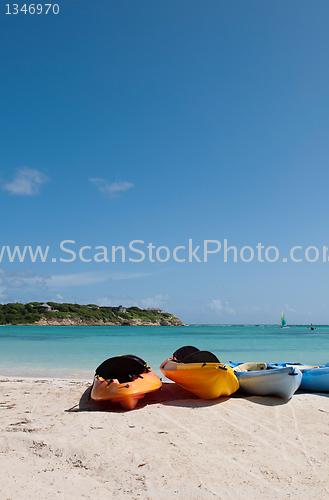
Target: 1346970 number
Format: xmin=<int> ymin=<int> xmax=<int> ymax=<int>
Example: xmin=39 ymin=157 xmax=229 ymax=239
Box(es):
xmin=6 ymin=4 xmax=59 ymax=14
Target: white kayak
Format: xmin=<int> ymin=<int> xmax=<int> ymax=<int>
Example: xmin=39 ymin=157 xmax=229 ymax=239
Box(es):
xmin=267 ymin=363 xmax=329 ymax=393
xmin=234 ymin=365 xmax=302 ymax=399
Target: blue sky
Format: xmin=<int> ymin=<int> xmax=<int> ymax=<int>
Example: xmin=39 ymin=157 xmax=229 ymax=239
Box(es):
xmin=1 ymin=1 xmax=329 ymax=324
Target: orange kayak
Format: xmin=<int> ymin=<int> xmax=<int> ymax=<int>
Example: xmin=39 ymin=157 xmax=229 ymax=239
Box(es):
xmin=90 ymin=355 xmax=162 ymax=410
xmin=160 ymin=346 xmax=239 ymax=399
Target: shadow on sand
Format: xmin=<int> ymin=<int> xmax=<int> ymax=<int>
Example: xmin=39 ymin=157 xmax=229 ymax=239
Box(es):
xmin=65 ymin=382 xmax=291 ymax=413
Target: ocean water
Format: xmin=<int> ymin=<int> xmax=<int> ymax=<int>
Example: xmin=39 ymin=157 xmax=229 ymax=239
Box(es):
xmin=0 ymin=325 xmax=328 ymax=379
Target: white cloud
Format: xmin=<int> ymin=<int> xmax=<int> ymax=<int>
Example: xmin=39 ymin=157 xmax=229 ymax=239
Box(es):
xmin=2 ymin=167 xmax=49 ymax=195
xmin=8 ymin=269 xmax=36 ymax=278
xmin=0 ymin=271 xmax=148 ymax=296
xmin=97 ymin=296 xmax=137 ymax=307
xmin=284 ymin=304 xmax=296 ymax=313
xmin=90 ymin=178 xmax=134 ymax=196
xmin=34 ymin=279 xmax=48 ymax=290
xmin=8 ymin=279 xmax=26 ymax=289
xmin=225 ymin=303 xmax=236 ymax=315
xmin=0 ymin=286 xmax=7 ymax=299
xmin=26 ymin=271 xmax=148 ymax=288
xmin=140 ymin=294 xmax=170 ymax=309
xmin=208 ymin=299 xmax=223 ymax=313
xmin=250 ymin=304 xmax=270 ymax=314
xmin=98 ymin=298 xmax=112 ymax=306
xmin=208 ymin=299 xmax=236 ymax=315
xmin=112 ymin=273 xmax=148 ymax=281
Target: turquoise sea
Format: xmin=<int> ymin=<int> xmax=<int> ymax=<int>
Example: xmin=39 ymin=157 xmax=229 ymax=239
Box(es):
xmin=0 ymin=325 xmax=328 ymax=379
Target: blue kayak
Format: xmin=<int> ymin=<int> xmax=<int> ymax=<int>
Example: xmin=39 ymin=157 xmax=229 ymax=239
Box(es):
xmin=267 ymin=362 xmax=329 ymax=393
xmin=298 ymin=367 xmax=329 ymax=392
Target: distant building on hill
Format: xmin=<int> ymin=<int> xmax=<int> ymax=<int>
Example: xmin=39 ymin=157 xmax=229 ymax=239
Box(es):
xmin=33 ymin=303 xmax=59 ymax=312
xmin=100 ymin=305 xmax=126 ymax=313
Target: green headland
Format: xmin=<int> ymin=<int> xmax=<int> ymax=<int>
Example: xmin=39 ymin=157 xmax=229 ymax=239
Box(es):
xmin=0 ymin=302 xmax=185 ymax=326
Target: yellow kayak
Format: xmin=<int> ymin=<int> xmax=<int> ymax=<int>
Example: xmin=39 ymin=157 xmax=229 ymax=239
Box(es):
xmin=90 ymin=355 xmax=162 ymax=410
xmin=160 ymin=346 xmax=239 ymax=399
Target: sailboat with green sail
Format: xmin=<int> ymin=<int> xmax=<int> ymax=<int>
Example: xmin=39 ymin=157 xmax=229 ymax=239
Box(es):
xmin=281 ymin=312 xmax=289 ymax=328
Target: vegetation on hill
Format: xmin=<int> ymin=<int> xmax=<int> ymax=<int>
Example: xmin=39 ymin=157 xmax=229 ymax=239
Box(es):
xmin=0 ymin=302 xmax=184 ymax=326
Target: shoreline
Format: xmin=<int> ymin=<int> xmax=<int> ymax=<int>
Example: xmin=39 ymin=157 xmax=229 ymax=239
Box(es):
xmin=0 ymin=324 xmax=311 ymax=327
xmin=1 ymin=377 xmax=329 ymax=499
xmin=1 ymin=320 xmax=186 ymax=327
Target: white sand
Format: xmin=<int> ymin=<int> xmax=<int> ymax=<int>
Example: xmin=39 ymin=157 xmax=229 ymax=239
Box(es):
xmin=1 ymin=377 xmax=329 ymax=499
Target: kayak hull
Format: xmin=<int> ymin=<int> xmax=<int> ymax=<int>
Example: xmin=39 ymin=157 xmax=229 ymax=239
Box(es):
xmin=299 ymin=367 xmax=329 ymax=392
xmin=235 ymin=366 xmax=302 ymax=399
xmin=160 ymin=359 xmax=239 ymax=399
xmin=91 ymin=369 xmax=162 ymax=410
xmin=267 ymin=363 xmax=329 ymax=393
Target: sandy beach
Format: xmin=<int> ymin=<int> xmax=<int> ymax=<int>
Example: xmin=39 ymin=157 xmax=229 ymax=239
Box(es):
xmin=1 ymin=377 xmax=329 ymax=500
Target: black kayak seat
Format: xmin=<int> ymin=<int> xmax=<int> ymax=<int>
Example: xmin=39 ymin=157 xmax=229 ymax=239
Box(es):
xmin=173 ymin=345 xmax=200 ymax=362
xmin=95 ymin=355 xmax=148 ymax=383
xmin=180 ymin=350 xmax=220 ymax=364
xmin=123 ymin=354 xmax=148 ymax=366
